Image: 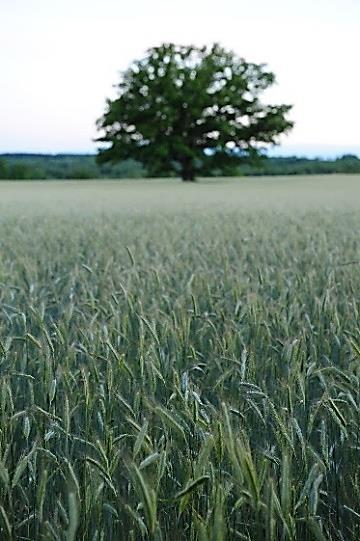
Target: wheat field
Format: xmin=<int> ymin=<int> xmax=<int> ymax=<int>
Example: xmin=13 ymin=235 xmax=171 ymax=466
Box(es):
xmin=0 ymin=175 xmax=359 ymax=540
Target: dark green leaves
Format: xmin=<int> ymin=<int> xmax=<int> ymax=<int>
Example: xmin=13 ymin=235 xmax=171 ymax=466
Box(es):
xmin=96 ymin=42 xmax=293 ymax=179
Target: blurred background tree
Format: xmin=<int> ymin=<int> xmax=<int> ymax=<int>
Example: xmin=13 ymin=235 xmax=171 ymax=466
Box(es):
xmin=96 ymin=43 xmax=293 ymax=180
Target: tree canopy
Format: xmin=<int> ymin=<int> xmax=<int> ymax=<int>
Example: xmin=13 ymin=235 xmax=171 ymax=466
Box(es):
xmin=96 ymin=43 xmax=294 ymax=180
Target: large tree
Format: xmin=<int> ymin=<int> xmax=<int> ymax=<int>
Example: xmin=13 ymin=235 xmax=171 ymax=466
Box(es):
xmin=96 ymin=43 xmax=293 ymax=181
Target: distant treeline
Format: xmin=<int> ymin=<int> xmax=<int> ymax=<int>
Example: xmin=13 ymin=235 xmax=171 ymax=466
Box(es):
xmin=0 ymin=155 xmax=146 ymax=180
xmin=0 ymin=153 xmax=360 ymax=179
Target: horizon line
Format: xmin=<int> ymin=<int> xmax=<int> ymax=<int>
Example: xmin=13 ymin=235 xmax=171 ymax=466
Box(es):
xmin=1 ymin=149 xmax=359 ymax=160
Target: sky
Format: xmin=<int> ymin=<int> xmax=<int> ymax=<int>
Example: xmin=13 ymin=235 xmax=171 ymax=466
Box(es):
xmin=1 ymin=0 xmax=359 ymax=157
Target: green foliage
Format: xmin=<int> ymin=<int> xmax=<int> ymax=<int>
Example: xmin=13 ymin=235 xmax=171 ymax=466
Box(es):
xmin=6 ymin=162 xmax=46 ymax=180
xmin=0 ymin=159 xmax=8 ymax=179
xmin=69 ymin=165 xmax=100 ymax=179
xmin=1 ymin=153 xmax=360 ymax=180
xmin=0 ymin=154 xmax=147 ymax=180
xmin=96 ymin=43 xmax=293 ymax=180
xmin=237 ymin=154 xmax=360 ymax=176
xmin=100 ymin=158 xmax=147 ymax=179
xmin=0 ymin=186 xmax=359 ymax=539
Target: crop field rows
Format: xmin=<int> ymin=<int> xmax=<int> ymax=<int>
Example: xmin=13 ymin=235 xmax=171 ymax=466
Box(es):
xmin=0 ymin=176 xmax=359 ymax=540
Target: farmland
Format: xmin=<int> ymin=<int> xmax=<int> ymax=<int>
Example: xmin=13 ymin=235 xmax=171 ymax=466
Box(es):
xmin=0 ymin=175 xmax=359 ymax=540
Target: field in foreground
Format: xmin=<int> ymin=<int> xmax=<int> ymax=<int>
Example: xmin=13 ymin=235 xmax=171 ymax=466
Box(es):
xmin=0 ymin=176 xmax=359 ymax=540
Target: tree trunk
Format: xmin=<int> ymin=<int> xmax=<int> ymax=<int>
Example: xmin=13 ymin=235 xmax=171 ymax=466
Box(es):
xmin=181 ymin=173 xmax=196 ymax=181
xmin=181 ymin=160 xmax=196 ymax=181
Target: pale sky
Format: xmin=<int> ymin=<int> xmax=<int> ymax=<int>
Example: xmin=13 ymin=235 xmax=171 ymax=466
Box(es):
xmin=1 ymin=0 xmax=359 ymax=157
